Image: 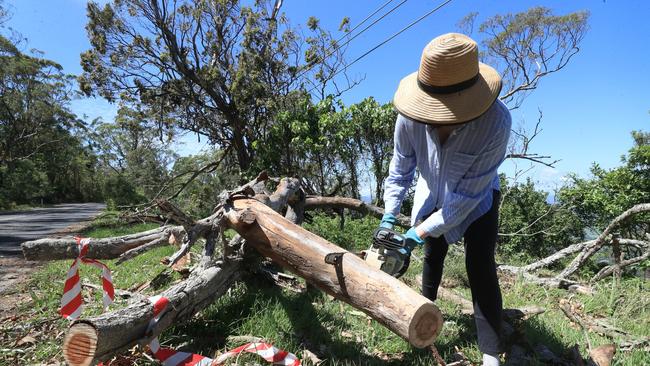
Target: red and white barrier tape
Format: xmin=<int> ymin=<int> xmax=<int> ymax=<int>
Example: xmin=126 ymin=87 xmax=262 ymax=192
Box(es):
xmin=60 ymin=237 xmax=115 ymax=320
xmin=214 ymin=342 xmax=301 ymax=366
xmin=146 ymin=296 xmax=301 ymax=366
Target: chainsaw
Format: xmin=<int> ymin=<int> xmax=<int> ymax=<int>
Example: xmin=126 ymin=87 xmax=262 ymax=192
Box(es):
xmin=361 ymin=227 xmax=412 ymax=278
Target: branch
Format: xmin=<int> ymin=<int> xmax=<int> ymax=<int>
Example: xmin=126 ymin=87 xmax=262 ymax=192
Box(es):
xmin=304 ymin=195 xmax=410 ymax=228
xmin=21 ymin=226 xmax=182 ymax=261
xmin=558 ymin=203 xmax=650 ymax=279
xmin=591 ymin=248 xmax=649 ymax=282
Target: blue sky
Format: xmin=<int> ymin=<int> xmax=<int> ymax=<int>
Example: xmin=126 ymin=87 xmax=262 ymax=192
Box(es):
xmin=4 ymin=0 xmax=649 ymax=192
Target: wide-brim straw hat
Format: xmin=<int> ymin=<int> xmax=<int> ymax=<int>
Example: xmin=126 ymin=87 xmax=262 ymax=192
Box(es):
xmin=393 ymin=33 xmax=502 ymax=125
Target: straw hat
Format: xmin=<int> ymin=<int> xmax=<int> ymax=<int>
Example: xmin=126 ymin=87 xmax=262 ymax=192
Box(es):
xmin=393 ymin=33 xmax=502 ymax=125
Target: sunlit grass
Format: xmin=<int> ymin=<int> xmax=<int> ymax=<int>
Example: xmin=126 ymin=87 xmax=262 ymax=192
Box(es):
xmin=2 ymin=213 xmax=648 ymax=365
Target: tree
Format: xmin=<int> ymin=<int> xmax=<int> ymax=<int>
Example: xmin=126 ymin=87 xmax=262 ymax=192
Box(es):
xmin=558 ymin=131 xmax=650 ymax=240
xmin=0 ymin=25 xmax=100 ymax=207
xmin=471 ymin=7 xmax=590 ymax=109
xmin=79 ymin=0 xmax=350 ymax=172
xmin=458 ymin=7 xmax=589 ymax=168
xmin=347 ymin=97 xmax=395 ymax=205
xmin=92 ymin=105 xmax=176 ymax=204
xmin=497 ymin=175 xmax=584 ymax=261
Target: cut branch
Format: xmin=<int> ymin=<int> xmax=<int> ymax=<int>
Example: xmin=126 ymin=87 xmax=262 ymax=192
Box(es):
xmin=21 ymin=226 xmax=183 ymax=261
xmin=63 ymin=260 xmax=244 ymax=365
xmin=224 ymin=197 xmax=442 ymax=348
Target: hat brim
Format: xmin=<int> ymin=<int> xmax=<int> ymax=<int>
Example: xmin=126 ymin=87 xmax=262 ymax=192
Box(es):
xmin=393 ymin=63 xmax=502 ymax=125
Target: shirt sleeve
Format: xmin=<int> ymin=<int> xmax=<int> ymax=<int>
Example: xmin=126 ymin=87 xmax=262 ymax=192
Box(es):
xmin=418 ymin=125 xmax=510 ymax=238
xmin=383 ymin=115 xmax=417 ymax=216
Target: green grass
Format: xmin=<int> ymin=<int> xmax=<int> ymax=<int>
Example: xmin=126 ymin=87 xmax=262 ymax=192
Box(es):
xmin=1 ymin=213 xmax=648 ymax=365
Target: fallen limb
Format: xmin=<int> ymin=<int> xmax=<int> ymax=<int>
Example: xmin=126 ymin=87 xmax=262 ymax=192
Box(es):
xmin=521 ymin=240 xmax=592 ymax=272
xmin=558 ymin=203 xmax=650 ymax=279
xmin=591 ymin=249 xmax=650 ymax=282
xmin=21 ymin=226 xmax=183 ymax=261
xmin=225 ymin=197 xmax=443 ymax=348
xmin=304 ymin=195 xmax=410 ymax=228
xmin=115 ymin=236 xmax=172 ymax=264
xmin=62 ymin=259 xmax=244 ymax=365
xmin=559 ymin=299 xmax=650 ymax=352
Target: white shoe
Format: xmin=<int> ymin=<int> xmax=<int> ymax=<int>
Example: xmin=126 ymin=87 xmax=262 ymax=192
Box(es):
xmin=482 ymin=353 xmax=500 ymax=366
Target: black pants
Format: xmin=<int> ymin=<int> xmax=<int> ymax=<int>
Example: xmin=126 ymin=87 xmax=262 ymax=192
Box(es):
xmin=421 ymin=190 xmax=503 ymax=356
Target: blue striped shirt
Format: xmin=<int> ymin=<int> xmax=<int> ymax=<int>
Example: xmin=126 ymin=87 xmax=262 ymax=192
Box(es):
xmin=383 ymin=100 xmax=512 ymax=243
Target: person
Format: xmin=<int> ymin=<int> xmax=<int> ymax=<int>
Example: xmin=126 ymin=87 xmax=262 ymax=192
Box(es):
xmin=379 ymin=33 xmax=511 ymax=366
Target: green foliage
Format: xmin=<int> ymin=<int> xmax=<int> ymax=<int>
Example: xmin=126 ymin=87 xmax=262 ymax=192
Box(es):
xmin=348 ymin=97 xmax=395 ymax=204
xmin=169 ymin=150 xmax=241 ymax=218
xmin=79 ymin=0 xmax=350 ymax=172
xmin=497 ymin=175 xmax=584 ymax=262
xmin=91 ymin=104 xmax=177 ymax=206
xmin=303 ymin=213 xmax=378 ymax=252
xmin=0 ymin=27 xmax=102 ymax=208
xmin=252 ymin=95 xmax=394 ymax=200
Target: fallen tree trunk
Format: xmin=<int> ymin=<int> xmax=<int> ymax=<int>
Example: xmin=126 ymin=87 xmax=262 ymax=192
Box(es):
xmin=225 ymin=197 xmax=443 ymax=348
xmin=62 ymin=259 xmax=243 ymax=365
xmin=21 ymin=226 xmax=184 ymax=261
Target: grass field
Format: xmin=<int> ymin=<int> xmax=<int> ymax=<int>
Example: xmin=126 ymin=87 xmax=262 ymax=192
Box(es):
xmin=0 ymin=212 xmax=648 ymax=365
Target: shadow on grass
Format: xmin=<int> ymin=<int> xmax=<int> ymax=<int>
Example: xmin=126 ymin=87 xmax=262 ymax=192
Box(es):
xmin=158 ymin=276 xmax=439 ymax=365
xmin=155 ymin=275 xmax=575 ymax=366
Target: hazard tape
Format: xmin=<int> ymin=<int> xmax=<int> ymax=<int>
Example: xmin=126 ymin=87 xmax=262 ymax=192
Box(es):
xmin=146 ymin=296 xmax=301 ymax=366
xmin=214 ymin=342 xmax=301 ymax=365
xmin=60 ymin=237 xmax=115 ymax=320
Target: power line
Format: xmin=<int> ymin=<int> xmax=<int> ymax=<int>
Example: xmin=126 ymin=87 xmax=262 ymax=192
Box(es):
xmin=294 ymin=0 xmax=409 ymax=82
xmin=308 ymin=0 xmax=454 ymax=95
xmin=334 ymin=0 xmax=397 ymax=44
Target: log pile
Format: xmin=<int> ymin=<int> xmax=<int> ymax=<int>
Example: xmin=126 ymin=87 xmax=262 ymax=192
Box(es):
xmin=23 ymin=173 xmax=443 ymax=365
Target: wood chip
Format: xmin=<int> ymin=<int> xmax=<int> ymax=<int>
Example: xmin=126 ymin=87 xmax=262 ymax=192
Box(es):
xmin=589 ymin=344 xmax=616 ymax=366
xmin=301 ymin=349 xmax=323 ymax=365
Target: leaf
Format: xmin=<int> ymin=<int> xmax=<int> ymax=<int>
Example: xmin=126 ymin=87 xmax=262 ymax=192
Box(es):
xmin=16 ymin=335 xmax=37 ymax=346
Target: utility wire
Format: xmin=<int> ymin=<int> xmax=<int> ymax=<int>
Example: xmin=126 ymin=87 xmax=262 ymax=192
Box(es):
xmin=309 ymin=0 xmax=454 ymax=94
xmin=334 ymin=0 xmax=397 ymax=44
xmin=294 ymin=0 xmax=409 ymax=82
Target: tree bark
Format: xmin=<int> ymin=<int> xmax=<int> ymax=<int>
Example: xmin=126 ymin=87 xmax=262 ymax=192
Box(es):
xmin=224 ymin=197 xmax=443 ymax=348
xmin=21 ymin=226 xmax=184 ymax=261
xmin=62 ymin=260 xmax=243 ymax=366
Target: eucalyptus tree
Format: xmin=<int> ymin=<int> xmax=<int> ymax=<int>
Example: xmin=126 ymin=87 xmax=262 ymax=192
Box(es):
xmin=79 ymin=0 xmax=351 ymax=172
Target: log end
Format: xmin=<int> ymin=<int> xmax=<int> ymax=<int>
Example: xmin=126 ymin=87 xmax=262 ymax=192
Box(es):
xmin=63 ymin=322 xmax=98 ymax=366
xmin=408 ymin=302 xmax=444 ymax=348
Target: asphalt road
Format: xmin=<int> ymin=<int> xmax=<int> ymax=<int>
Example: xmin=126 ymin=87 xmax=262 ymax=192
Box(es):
xmin=0 ymin=203 xmax=106 ymax=257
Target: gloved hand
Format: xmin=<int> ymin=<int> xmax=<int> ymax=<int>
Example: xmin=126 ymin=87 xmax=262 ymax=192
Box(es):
xmin=380 ymin=213 xmax=398 ymax=229
xmin=402 ymin=227 xmax=425 ymax=254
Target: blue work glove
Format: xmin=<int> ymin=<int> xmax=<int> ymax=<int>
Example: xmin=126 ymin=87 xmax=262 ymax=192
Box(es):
xmin=380 ymin=213 xmax=398 ymax=229
xmin=402 ymin=227 xmax=425 ymax=254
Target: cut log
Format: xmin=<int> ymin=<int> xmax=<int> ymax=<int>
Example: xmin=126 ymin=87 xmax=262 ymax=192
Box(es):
xmin=224 ymin=197 xmax=443 ymax=348
xmin=21 ymin=226 xmax=184 ymax=261
xmin=62 ymin=260 xmax=243 ymax=365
